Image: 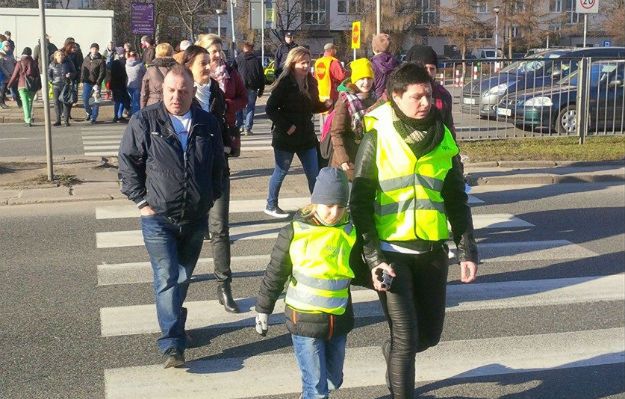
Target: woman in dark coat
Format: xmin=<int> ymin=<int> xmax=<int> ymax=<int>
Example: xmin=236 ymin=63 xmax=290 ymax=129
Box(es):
xmin=264 ymin=46 xmax=330 ymax=218
xmin=48 ymin=50 xmax=76 ymax=126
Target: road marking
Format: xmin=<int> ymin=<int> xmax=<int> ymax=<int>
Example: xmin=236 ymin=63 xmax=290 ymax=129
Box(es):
xmin=99 ymin=274 xmax=624 ymax=337
xmin=0 ymin=137 xmax=31 ymax=141
xmin=96 ymin=240 xmax=597 ymax=286
xmin=85 ymin=151 xmax=119 ymax=157
xmin=94 ymin=195 xmax=483 ymax=220
xmin=82 ymin=137 xmax=122 ymax=142
xmin=95 ymin=197 xmax=311 ymax=219
xmin=96 ymin=214 xmax=529 ymax=248
xmin=103 ymin=327 xmax=625 ymax=398
xmin=84 ymin=145 xmax=121 ymax=151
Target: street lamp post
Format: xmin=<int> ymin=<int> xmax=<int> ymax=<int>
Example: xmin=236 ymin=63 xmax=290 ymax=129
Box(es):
xmin=493 ymin=5 xmax=500 ymax=55
xmin=215 ymin=8 xmax=223 ymax=35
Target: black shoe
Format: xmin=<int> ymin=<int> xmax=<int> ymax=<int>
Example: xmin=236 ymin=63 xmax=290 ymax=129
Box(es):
xmin=112 ymin=117 xmax=119 ymax=123
xmin=25 ymin=122 xmax=32 ymax=127
xmin=53 ymin=121 xmax=61 ymax=126
xmin=264 ymin=205 xmax=290 ymax=219
xmin=0 ymin=103 xmax=8 ymax=109
xmin=217 ymin=282 xmax=240 ymax=313
xmin=64 ymin=120 xmax=71 ymax=127
xmin=163 ymin=347 xmax=185 ymax=369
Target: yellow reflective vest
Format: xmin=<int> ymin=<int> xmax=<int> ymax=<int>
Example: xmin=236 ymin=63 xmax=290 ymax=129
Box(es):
xmin=285 ymin=220 xmax=356 ymax=315
xmin=314 ymin=56 xmax=338 ymax=101
xmin=364 ymin=102 xmax=459 ymax=242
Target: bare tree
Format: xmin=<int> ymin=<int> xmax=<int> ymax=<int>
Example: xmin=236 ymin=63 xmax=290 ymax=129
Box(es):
xmin=268 ymin=0 xmax=304 ymax=45
xmin=433 ymin=0 xmax=488 ymax=59
xmin=604 ymin=0 xmax=625 ymax=45
xmin=169 ymin=0 xmax=211 ymax=40
xmin=359 ymin=0 xmax=421 ymax=55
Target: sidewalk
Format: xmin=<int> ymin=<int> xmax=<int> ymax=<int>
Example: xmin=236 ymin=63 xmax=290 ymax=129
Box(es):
xmin=0 ymin=156 xmax=623 ymax=206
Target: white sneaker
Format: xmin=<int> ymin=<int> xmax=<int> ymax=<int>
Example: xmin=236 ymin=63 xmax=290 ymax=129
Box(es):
xmin=264 ymin=205 xmax=290 ymax=218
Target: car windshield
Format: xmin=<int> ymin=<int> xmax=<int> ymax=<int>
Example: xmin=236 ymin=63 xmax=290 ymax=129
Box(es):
xmin=559 ymin=63 xmax=623 ymax=86
xmin=500 ymin=52 xmax=565 ymax=73
xmin=483 ymin=50 xmax=496 ymax=58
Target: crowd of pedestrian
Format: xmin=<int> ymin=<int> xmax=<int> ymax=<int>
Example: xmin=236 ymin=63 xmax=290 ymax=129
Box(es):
xmin=2 ymin=25 xmax=480 ymax=398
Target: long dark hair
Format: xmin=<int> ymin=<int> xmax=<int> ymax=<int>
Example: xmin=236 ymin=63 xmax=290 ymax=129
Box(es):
xmin=181 ymin=45 xmax=208 ymax=69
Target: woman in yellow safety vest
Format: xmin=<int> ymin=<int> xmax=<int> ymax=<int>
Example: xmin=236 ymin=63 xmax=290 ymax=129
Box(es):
xmin=254 ymin=167 xmax=370 ymax=399
xmin=350 ymin=63 xmax=479 ymax=399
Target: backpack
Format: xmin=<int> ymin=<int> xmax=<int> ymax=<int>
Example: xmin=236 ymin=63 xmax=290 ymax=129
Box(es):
xmin=319 ymin=110 xmax=336 ymax=160
xmin=22 ymin=60 xmax=42 ymax=93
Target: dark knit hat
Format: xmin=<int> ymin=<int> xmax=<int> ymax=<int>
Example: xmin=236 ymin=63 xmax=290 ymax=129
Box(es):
xmin=311 ymin=167 xmax=349 ymax=207
xmin=90 ymin=42 xmax=99 ymax=50
xmin=405 ymin=45 xmax=438 ymax=66
xmin=22 ymin=47 xmax=32 ymax=56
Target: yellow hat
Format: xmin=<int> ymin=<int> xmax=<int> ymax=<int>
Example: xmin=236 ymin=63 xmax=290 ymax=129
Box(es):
xmin=350 ymin=58 xmax=374 ymax=84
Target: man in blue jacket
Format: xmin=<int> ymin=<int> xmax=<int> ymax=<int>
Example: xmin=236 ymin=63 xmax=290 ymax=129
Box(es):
xmin=118 ymin=64 xmax=225 ymax=369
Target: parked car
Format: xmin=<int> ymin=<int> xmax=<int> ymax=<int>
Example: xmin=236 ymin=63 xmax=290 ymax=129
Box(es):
xmin=496 ymin=60 xmax=625 ymax=133
xmin=472 ymin=48 xmax=501 ymax=59
xmin=461 ymin=46 xmax=625 ymax=118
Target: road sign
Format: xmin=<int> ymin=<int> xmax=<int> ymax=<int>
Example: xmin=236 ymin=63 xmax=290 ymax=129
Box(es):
xmin=576 ymin=0 xmax=599 ymax=14
xmin=603 ymin=40 xmax=611 ymax=47
xmin=351 ymin=21 xmax=361 ymax=49
xmin=131 ymin=2 xmax=155 ymax=35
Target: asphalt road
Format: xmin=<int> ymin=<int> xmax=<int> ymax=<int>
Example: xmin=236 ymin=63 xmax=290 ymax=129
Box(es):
xmin=0 ymin=179 xmax=623 ymax=399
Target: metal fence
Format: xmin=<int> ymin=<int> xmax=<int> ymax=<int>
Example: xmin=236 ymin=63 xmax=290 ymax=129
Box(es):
xmin=438 ymin=56 xmax=625 ymax=140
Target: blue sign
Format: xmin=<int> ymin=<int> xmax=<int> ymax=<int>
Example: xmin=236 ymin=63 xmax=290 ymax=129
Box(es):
xmin=604 ymin=40 xmax=612 ymax=47
xmin=131 ymin=2 xmax=155 ymax=35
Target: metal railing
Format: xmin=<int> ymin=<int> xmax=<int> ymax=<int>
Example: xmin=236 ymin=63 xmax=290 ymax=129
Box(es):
xmin=437 ymin=56 xmax=625 ymax=140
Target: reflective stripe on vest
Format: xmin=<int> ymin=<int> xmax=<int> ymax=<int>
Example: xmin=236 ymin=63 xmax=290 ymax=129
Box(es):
xmin=364 ymin=102 xmax=459 ymax=242
xmin=314 ymin=56 xmax=337 ymax=101
xmin=285 ymin=220 xmax=356 ymax=315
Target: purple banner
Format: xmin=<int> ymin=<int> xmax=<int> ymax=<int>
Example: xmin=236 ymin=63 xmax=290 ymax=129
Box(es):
xmin=131 ymin=3 xmax=155 ymax=35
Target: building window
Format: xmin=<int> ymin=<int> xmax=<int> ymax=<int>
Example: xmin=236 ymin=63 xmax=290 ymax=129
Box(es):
xmin=550 ymin=0 xmax=562 ymax=12
xmin=417 ymin=0 xmax=437 ymax=25
xmin=564 ymin=0 xmax=580 ymax=23
xmin=337 ymin=0 xmax=362 ymax=14
xmin=474 ymin=1 xmax=488 ymax=14
xmin=303 ymin=0 xmax=326 ymax=25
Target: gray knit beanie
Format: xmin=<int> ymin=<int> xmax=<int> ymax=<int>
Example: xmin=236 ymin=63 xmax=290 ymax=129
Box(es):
xmin=311 ymin=167 xmax=349 ymax=207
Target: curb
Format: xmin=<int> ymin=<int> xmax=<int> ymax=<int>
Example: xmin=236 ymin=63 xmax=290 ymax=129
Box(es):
xmin=466 ymin=159 xmax=625 ymax=168
xmin=468 ymin=172 xmax=625 ymax=186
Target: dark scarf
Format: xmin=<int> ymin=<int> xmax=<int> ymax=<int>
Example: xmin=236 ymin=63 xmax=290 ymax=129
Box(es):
xmin=389 ymin=100 xmax=444 ymax=158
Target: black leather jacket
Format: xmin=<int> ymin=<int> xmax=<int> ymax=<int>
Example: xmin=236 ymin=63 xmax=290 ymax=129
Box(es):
xmin=118 ymin=102 xmax=226 ymax=224
xmin=350 ymin=110 xmax=478 ymax=269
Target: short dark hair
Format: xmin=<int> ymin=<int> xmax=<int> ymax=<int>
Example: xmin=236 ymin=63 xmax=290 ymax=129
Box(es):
xmin=181 ymin=45 xmax=208 ymax=69
xmin=386 ymin=63 xmax=431 ymax=97
xmin=165 ymin=63 xmax=194 ymax=83
xmin=242 ymin=42 xmax=254 ymax=52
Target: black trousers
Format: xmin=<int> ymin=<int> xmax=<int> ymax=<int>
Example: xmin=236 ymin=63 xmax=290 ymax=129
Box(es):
xmin=378 ymin=246 xmax=449 ymax=399
xmin=52 ymin=85 xmax=72 ymax=123
xmin=209 ymin=160 xmax=231 ymax=283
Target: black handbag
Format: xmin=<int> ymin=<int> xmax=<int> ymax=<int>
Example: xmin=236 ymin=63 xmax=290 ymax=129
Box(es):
xmin=59 ymin=80 xmax=77 ymax=104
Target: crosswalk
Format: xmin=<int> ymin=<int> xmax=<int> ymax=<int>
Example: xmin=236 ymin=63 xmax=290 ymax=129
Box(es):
xmin=94 ymin=185 xmax=624 ymax=398
xmin=80 ymin=115 xmax=319 ymax=157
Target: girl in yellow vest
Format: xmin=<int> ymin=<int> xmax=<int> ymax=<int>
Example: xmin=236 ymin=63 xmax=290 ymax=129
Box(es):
xmin=255 ymin=167 xmax=369 ymax=399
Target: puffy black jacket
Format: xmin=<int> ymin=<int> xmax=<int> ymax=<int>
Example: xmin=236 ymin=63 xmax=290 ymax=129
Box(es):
xmin=81 ymin=53 xmax=106 ymax=86
xmin=118 ymin=102 xmax=226 ymax=224
xmin=236 ymin=52 xmax=265 ymax=94
xmin=255 ymin=213 xmax=372 ymax=339
xmin=48 ymin=59 xmax=76 ymax=87
xmin=266 ymin=73 xmax=329 ymax=152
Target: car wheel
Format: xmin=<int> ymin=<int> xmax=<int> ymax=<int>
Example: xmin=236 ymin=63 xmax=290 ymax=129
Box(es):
xmin=555 ymin=105 xmax=577 ymax=134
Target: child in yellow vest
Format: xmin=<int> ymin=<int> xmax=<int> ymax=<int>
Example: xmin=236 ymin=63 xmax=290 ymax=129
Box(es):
xmin=255 ymin=167 xmax=367 ymax=399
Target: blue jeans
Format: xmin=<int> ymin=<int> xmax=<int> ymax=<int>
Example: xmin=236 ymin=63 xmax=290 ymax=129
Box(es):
xmin=267 ymin=147 xmax=319 ymax=208
xmin=82 ymin=82 xmax=97 ymax=121
xmin=114 ymin=100 xmax=124 ymax=119
xmin=292 ymin=334 xmax=347 ymax=399
xmin=140 ymin=215 xmax=208 ymax=353
xmin=236 ymin=88 xmax=258 ymax=131
xmin=128 ymin=87 xmax=140 ymax=115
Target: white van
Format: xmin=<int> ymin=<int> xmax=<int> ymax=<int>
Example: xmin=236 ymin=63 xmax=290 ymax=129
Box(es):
xmin=472 ymin=48 xmax=500 ymax=59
